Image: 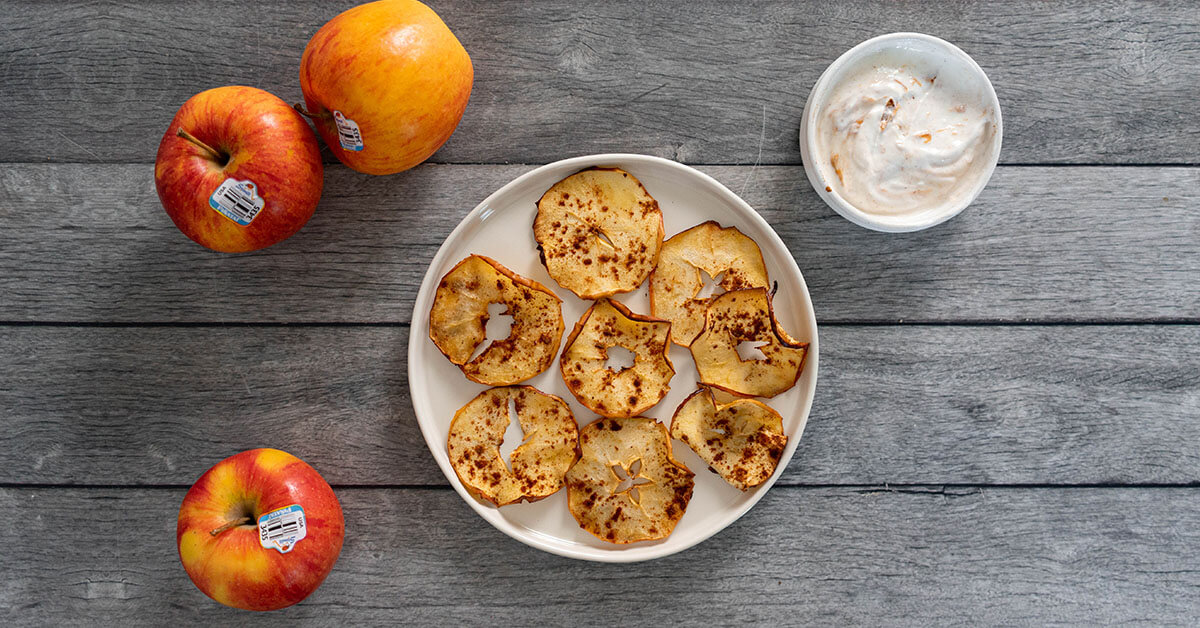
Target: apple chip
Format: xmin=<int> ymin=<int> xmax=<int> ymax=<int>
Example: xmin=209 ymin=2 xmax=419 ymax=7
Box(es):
xmin=447 ymin=386 xmax=580 ymax=507
xmin=707 ymin=386 xmax=745 ymax=405
xmin=560 ymin=299 xmax=674 ymax=418
xmin=429 ymin=255 xmax=563 ymax=386
xmin=690 ymin=287 xmax=809 ymax=398
xmin=670 ymin=388 xmax=787 ymax=490
xmin=533 ymin=167 xmax=664 ymax=299
xmin=650 ymin=221 xmax=770 ymax=346
xmin=565 ymin=417 xmax=695 ymax=544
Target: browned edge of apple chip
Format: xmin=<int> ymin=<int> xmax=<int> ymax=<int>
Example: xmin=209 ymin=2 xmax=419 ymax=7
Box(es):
xmin=429 ymin=254 xmax=478 ymax=367
xmin=476 ymin=255 xmax=563 ymax=304
xmin=607 ymin=295 xmax=673 ymax=336
xmin=533 ymin=166 xmax=639 ymax=211
xmin=702 ymin=381 xmax=755 ymax=400
xmin=760 ymin=286 xmax=809 ymax=355
xmin=757 ymin=286 xmax=810 ymax=397
xmin=755 ymin=286 xmax=809 ymax=398
xmin=670 ymin=387 xmax=710 ymax=422
xmin=558 ymin=299 xmax=599 ymax=363
xmin=592 ymin=297 xmax=677 ymax=381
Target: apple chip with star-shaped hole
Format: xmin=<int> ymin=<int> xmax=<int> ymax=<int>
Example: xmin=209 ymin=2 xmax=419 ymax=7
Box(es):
xmin=565 ymin=417 xmax=695 ymax=544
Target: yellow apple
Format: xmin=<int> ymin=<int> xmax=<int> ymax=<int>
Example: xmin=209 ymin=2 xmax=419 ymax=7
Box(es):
xmin=299 ymin=0 xmax=474 ymax=175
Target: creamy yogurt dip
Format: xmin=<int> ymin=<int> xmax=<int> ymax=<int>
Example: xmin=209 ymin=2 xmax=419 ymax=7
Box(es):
xmin=814 ymin=48 xmax=998 ymax=217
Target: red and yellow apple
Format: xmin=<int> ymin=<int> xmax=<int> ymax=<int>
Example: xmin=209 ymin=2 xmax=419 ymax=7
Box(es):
xmin=155 ymin=86 xmax=324 ymax=253
xmin=177 ymin=448 xmax=345 ymax=611
xmin=299 ymin=0 xmax=474 ymax=175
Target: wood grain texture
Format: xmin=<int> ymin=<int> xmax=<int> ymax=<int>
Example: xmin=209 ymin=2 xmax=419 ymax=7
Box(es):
xmin=3 ymin=1 xmax=1199 ymax=622
xmin=3 ymin=324 xmax=1198 ymax=486
xmin=3 ymin=486 xmax=1199 ymax=625
xmin=1 ymin=1 xmax=1197 ymax=165
xmin=2 ymin=164 xmax=1197 ymax=323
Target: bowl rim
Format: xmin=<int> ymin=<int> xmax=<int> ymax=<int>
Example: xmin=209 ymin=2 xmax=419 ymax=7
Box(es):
xmin=799 ymin=32 xmax=1004 ymax=233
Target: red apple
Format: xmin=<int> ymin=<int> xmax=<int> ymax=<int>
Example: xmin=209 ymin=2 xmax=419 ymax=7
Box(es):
xmin=177 ymin=448 xmax=344 ymax=611
xmin=298 ymin=0 xmax=473 ymax=175
xmin=155 ymin=86 xmax=324 ymax=252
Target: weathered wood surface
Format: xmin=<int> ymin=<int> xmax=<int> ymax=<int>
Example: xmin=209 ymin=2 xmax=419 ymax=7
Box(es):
xmin=3 ymin=486 xmax=1199 ymax=625
xmin=4 ymin=324 xmax=1198 ymax=487
xmin=1 ymin=1 xmax=1198 ymax=165
xmin=3 ymin=0 xmax=1199 ymax=623
xmin=2 ymin=164 xmax=1198 ymax=323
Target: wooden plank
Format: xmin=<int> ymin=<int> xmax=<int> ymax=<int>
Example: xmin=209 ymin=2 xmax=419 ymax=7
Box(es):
xmin=1 ymin=1 xmax=1197 ymax=165
xmin=3 ymin=324 xmax=1198 ymax=486
xmin=2 ymin=486 xmax=1199 ymax=624
xmin=1 ymin=164 xmax=1197 ymax=323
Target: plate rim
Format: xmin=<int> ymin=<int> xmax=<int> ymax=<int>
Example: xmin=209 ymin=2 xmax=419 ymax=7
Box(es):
xmin=407 ymin=153 xmax=820 ymax=562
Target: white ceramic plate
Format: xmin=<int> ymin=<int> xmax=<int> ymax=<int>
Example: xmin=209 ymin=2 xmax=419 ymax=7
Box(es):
xmin=408 ymin=154 xmax=819 ymax=562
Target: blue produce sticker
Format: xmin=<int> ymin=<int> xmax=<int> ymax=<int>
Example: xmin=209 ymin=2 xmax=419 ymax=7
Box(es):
xmin=258 ymin=504 xmax=307 ymax=554
xmin=208 ymin=178 xmax=264 ymax=226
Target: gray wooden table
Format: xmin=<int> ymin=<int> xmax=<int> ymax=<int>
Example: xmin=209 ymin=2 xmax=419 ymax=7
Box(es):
xmin=3 ymin=0 xmax=1199 ymax=625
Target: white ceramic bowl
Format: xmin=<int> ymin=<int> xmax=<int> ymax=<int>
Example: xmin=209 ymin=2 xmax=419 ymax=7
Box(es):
xmin=799 ymin=33 xmax=1003 ymax=232
xmin=408 ymin=154 xmax=819 ymax=562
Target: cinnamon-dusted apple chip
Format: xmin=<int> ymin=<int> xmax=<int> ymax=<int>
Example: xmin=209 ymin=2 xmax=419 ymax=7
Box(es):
xmin=560 ymin=299 xmax=674 ymax=418
xmin=429 ymin=255 xmax=563 ymax=386
xmin=533 ymin=167 xmax=664 ymax=300
xmin=689 ymin=287 xmax=809 ymax=398
xmin=447 ymin=386 xmax=580 ymax=506
xmin=565 ymin=417 xmax=695 ymax=544
xmin=650 ymin=221 xmax=769 ymax=346
xmin=670 ymin=388 xmax=787 ymax=490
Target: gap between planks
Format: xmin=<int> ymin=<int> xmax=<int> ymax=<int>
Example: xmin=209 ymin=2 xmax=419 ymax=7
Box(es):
xmin=1 ymin=320 xmax=1199 ymax=327
xmin=3 ymin=161 xmax=1200 ymax=168
xmin=3 ymin=483 xmax=1200 ymax=491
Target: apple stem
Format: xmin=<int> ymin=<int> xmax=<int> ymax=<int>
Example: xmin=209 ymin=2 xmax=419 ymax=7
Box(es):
xmin=176 ymin=128 xmax=226 ymax=163
xmin=210 ymin=516 xmax=253 ymax=536
xmin=293 ymin=103 xmax=330 ymax=120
